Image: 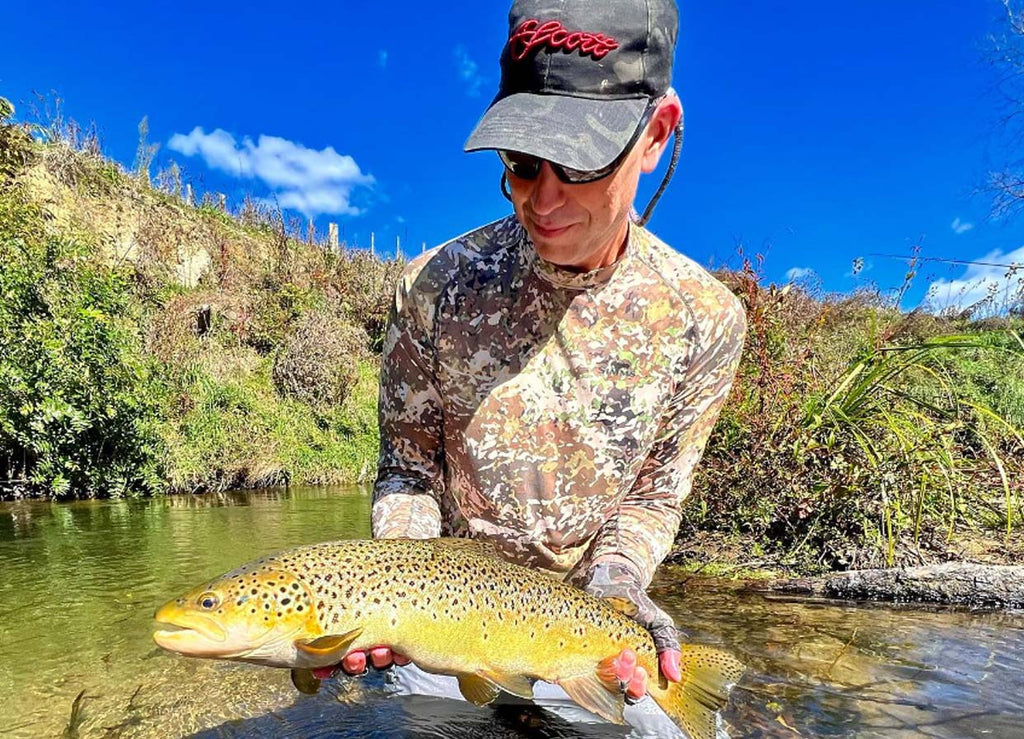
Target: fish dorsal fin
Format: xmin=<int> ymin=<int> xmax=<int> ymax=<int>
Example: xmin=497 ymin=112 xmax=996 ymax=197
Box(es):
xmin=457 ymin=674 xmax=501 ymax=706
xmin=559 ymin=668 xmax=626 ymax=725
xmin=294 ymin=628 xmax=363 ymax=660
xmin=478 ymin=670 xmax=534 ymax=699
xmin=290 ymin=668 xmax=322 ymax=695
xmin=603 ymin=597 xmax=639 ymax=617
xmin=433 ymin=538 xmax=500 ymax=558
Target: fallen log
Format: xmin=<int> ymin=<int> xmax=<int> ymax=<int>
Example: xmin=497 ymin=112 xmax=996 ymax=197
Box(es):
xmin=767 ymin=562 xmax=1024 ymax=608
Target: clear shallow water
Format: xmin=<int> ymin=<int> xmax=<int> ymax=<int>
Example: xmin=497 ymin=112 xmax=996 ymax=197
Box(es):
xmin=1 ymin=486 xmax=1022 ymax=738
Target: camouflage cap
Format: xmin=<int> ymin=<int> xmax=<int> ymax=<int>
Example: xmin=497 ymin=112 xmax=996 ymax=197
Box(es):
xmin=464 ymin=0 xmax=679 ymax=171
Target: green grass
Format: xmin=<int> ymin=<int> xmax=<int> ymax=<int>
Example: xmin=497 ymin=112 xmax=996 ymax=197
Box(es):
xmin=161 ymin=357 xmax=379 ymax=492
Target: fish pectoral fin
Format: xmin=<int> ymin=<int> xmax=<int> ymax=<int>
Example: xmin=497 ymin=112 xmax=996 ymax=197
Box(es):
xmin=602 ymin=597 xmax=639 ymax=618
xmin=558 ymin=673 xmax=626 ymax=725
xmin=294 ymin=628 xmax=363 ymax=659
xmin=290 ymin=668 xmax=322 ymax=695
xmin=457 ymin=674 xmax=502 ymax=706
xmin=478 ymin=670 xmax=534 ymax=700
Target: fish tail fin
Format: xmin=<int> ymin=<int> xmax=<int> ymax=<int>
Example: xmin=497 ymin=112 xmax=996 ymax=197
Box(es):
xmin=648 ymin=645 xmax=744 ymax=739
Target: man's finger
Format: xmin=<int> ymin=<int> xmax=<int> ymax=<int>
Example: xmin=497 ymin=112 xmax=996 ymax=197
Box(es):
xmin=613 ymin=648 xmax=637 ymax=686
xmin=341 ymin=650 xmax=367 ymax=675
xmin=626 ymin=665 xmax=647 ymax=699
xmin=369 ymin=646 xmax=393 ymax=669
xmin=659 ymin=649 xmax=682 ymax=683
xmin=393 ymin=652 xmax=412 ymax=666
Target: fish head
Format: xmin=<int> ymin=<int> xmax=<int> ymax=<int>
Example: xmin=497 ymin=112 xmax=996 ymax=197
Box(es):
xmin=153 ymin=559 xmax=320 ymax=666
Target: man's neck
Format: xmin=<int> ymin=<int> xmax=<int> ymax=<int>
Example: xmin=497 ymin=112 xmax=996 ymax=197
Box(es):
xmin=563 ymin=220 xmax=631 ymax=273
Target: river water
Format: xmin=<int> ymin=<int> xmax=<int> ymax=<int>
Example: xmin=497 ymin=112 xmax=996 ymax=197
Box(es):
xmin=1 ymin=486 xmax=1021 ymax=738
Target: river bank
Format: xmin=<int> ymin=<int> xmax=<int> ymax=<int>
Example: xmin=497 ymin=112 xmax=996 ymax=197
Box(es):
xmin=1 ymin=100 xmax=1022 ymax=577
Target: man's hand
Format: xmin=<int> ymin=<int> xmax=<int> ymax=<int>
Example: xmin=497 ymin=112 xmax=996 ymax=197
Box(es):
xmin=579 ymin=561 xmax=684 ymax=698
xmin=312 ymin=647 xmax=412 ymax=680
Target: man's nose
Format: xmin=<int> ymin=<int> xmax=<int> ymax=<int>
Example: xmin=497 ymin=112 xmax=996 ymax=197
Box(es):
xmin=529 ymin=162 xmax=567 ymax=216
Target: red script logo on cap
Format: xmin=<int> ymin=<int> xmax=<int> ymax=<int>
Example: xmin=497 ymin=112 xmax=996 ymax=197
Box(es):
xmin=508 ymin=19 xmax=620 ymax=62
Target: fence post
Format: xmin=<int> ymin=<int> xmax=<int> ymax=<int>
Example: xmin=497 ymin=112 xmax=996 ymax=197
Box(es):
xmin=370 ymin=232 xmax=375 ymax=257
xmin=217 ymin=193 xmax=227 ymax=211
xmin=185 ymin=183 xmax=193 ymax=206
xmin=307 ymin=219 xmax=315 ymax=245
xmin=329 ymin=223 xmax=339 ymax=250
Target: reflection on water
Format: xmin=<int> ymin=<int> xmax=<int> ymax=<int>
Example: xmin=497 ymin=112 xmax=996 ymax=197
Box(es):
xmin=0 ymin=486 xmax=1022 ymax=738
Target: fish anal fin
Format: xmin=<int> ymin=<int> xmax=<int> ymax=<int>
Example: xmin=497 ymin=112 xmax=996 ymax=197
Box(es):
xmin=478 ymin=670 xmax=534 ymax=700
xmin=603 ymin=597 xmax=639 ymax=618
xmin=294 ymin=628 xmax=363 ymax=660
xmin=558 ymin=673 xmax=626 ymax=725
xmin=458 ymin=674 xmax=501 ymax=706
xmin=595 ymin=654 xmax=625 ymax=693
xmin=290 ymin=668 xmax=322 ymax=695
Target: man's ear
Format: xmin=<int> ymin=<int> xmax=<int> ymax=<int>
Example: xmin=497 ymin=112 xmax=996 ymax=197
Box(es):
xmin=639 ymin=95 xmax=683 ymax=174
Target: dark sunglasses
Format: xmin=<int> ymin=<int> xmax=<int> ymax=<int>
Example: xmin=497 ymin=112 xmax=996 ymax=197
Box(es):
xmin=497 ymin=98 xmax=661 ymax=185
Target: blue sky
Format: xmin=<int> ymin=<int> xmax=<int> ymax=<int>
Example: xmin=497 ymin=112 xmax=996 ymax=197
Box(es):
xmin=3 ymin=0 xmax=1024 ymax=310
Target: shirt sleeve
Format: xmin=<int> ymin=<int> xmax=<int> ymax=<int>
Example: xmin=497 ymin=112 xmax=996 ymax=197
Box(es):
xmin=371 ymin=261 xmax=444 ymax=540
xmin=587 ymin=293 xmax=747 ymax=586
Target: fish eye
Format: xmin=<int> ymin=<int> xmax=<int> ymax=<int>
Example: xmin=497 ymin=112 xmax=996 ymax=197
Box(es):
xmin=198 ymin=592 xmax=220 ymax=610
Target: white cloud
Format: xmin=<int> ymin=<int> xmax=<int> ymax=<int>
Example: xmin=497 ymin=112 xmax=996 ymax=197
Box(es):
xmin=952 ymin=217 xmax=974 ymax=235
xmin=454 ymin=45 xmax=485 ymax=97
xmin=378 ymin=49 xmax=388 ymax=69
xmin=786 ymin=267 xmax=817 ymax=282
xmin=923 ymin=246 xmax=1024 ymax=314
xmin=167 ymin=127 xmax=374 ymax=217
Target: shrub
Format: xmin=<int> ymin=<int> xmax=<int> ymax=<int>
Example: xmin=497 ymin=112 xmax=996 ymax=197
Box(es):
xmin=0 ymin=189 xmax=165 ymax=497
xmin=272 ymin=310 xmax=369 ymax=408
xmin=0 ymin=102 xmax=36 ymax=184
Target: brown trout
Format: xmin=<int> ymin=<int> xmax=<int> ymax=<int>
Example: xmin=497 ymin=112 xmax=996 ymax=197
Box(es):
xmin=153 ymin=538 xmax=743 ymax=739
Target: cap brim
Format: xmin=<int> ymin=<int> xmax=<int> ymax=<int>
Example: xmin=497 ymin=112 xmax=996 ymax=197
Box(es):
xmin=464 ymin=93 xmax=648 ymax=171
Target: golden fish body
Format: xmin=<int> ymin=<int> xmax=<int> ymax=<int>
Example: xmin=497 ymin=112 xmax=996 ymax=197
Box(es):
xmin=154 ymin=538 xmax=742 ymax=739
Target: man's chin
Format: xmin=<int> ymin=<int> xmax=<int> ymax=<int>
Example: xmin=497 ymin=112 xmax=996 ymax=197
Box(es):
xmin=530 ymin=229 xmax=580 ymax=263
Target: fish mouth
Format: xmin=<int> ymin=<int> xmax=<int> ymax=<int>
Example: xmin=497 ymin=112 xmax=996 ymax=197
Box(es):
xmin=153 ymin=602 xmax=230 ymax=656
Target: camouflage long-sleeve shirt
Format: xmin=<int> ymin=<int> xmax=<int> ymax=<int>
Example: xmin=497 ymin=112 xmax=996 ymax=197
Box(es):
xmin=372 ymin=215 xmax=745 ymax=587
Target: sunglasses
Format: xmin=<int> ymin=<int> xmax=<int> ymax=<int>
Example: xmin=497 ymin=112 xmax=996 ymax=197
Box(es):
xmin=497 ymin=98 xmax=661 ymax=185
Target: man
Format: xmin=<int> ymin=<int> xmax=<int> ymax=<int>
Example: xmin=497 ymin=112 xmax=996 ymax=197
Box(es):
xmin=337 ymin=0 xmax=745 ymax=732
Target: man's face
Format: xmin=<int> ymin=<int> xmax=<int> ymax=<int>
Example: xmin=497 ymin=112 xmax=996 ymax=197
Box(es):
xmin=506 ymin=96 xmax=682 ymax=272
